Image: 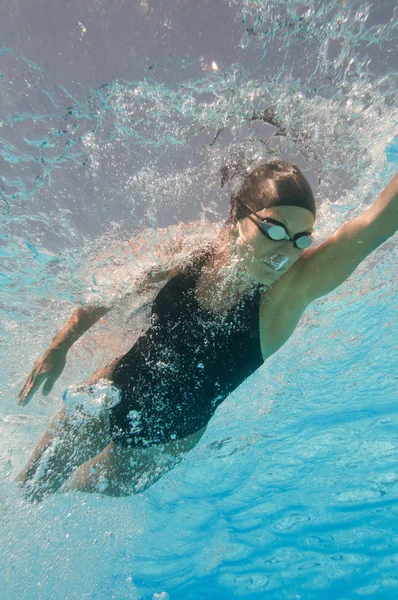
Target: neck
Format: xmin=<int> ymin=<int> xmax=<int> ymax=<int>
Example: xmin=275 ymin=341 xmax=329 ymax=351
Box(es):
xmin=196 ymin=225 xmax=257 ymax=312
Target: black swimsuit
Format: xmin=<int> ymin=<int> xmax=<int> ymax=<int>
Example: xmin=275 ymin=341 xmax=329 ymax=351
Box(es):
xmin=110 ymin=251 xmax=263 ymax=448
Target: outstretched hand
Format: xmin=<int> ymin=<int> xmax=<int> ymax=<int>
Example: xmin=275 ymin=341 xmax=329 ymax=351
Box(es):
xmin=18 ymin=347 xmax=67 ymax=406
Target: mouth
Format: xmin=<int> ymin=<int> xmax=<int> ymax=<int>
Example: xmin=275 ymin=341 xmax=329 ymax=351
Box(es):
xmin=259 ymin=254 xmax=290 ymax=272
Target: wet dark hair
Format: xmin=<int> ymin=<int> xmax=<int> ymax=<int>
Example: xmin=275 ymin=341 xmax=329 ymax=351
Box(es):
xmin=228 ymin=160 xmax=316 ymax=224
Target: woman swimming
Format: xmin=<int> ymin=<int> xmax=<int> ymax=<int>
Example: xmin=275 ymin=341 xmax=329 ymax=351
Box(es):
xmin=18 ymin=160 xmax=398 ymax=500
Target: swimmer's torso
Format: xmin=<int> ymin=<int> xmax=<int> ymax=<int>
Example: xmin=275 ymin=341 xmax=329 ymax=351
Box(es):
xmin=110 ymin=251 xmax=263 ymax=447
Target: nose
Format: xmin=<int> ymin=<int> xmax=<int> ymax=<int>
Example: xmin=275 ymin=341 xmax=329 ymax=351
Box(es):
xmin=271 ymin=238 xmax=295 ymax=255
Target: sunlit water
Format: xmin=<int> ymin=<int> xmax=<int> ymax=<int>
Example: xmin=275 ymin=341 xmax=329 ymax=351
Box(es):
xmin=1 ymin=0 xmax=397 ymax=598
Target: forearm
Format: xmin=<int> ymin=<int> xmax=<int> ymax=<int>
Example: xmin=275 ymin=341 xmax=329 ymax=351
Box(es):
xmin=51 ymin=305 xmax=110 ymax=352
xmin=367 ymin=173 xmax=398 ymax=240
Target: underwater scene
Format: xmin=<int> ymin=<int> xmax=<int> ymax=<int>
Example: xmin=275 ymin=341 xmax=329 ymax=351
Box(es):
xmin=0 ymin=0 xmax=397 ymax=598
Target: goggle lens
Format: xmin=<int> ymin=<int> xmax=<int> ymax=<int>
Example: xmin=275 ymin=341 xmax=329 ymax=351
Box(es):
xmin=294 ymin=235 xmax=312 ymax=249
xmin=262 ymin=224 xmax=288 ymax=241
xmin=258 ymin=219 xmax=312 ymax=248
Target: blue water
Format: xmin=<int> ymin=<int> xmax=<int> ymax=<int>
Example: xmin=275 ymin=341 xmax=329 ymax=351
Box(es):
xmin=1 ymin=0 xmax=397 ymax=598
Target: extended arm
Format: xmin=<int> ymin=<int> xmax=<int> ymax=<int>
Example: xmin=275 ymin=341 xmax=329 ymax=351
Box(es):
xmin=299 ymin=173 xmax=398 ymax=301
xmin=18 ymin=220 xmax=214 ymax=405
xmin=18 ymin=265 xmax=177 ymax=406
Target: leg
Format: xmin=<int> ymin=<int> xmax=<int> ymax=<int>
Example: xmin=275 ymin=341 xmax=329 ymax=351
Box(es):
xmin=18 ymin=405 xmax=68 ymax=486
xmin=63 ymin=426 xmax=207 ymax=497
xmin=18 ymin=404 xmax=112 ymax=502
xmin=18 ymin=357 xmax=123 ymax=501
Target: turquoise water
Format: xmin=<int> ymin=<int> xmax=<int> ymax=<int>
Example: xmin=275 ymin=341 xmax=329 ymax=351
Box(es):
xmin=1 ymin=1 xmax=397 ymax=598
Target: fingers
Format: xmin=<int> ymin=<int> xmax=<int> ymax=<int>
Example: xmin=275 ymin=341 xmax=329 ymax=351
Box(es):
xmin=18 ymin=348 xmax=67 ymax=406
xmin=18 ymin=372 xmax=35 ymax=405
xmin=17 ymin=372 xmax=48 ymax=406
xmin=18 ymin=371 xmax=38 ymax=406
xmin=42 ymin=375 xmax=58 ymax=396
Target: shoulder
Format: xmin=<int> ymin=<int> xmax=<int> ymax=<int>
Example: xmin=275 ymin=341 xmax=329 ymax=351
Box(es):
xmin=85 ymin=220 xmax=220 ymax=306
xmin=131 ymin=220 xmax=220 ymax=288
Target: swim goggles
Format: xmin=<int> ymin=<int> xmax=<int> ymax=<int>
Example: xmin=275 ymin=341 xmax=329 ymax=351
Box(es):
xmin=236 ymin=197 xmax=313 ymax=249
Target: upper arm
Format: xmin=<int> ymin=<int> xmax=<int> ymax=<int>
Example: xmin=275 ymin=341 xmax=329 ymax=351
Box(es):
xmin=259 ymin=279 xmax=309 ymax=361
xmin=298 ymin=179 xmax=398 ymax=302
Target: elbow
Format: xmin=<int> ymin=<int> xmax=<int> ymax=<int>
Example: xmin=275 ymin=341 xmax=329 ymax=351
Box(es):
xmin=74 ymin=305 xmax=109 ymax=324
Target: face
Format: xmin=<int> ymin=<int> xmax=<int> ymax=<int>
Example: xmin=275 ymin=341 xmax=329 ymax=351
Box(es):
xmin=231 ymin=205 xmax=315 ymax=285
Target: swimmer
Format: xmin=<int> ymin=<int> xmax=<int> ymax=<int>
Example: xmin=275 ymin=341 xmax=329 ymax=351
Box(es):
xmin=17 ymin=160 xmax=398 ymax=501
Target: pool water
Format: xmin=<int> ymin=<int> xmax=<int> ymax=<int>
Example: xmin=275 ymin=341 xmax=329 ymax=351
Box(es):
xmin=0 ymin=0 xmax=397 ymax=598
